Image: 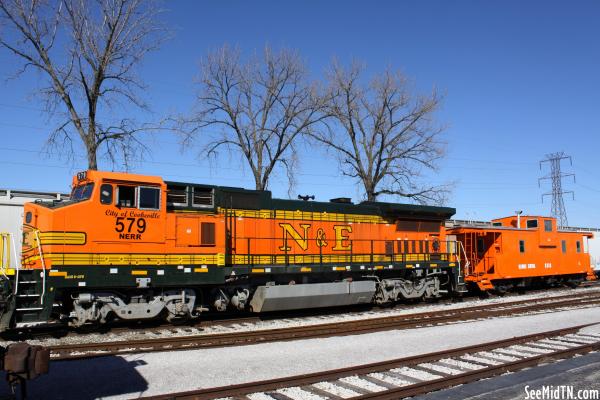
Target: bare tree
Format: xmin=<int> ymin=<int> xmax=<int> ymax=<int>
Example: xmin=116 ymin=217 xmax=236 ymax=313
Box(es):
xmin=0 ymin=0 xmax=167 ymax=170
xmin=185 ymin=45 xmax=325 ymax=191
xmin=312 ymin=63 xmax=449 ymax=204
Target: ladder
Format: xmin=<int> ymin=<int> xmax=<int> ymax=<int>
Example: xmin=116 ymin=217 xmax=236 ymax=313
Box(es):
xmin=1 ymin=232 xmax=49 ymax=326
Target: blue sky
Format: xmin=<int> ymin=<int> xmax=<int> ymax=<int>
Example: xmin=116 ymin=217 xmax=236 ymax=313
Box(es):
xmin=0 ymin=1 xmax=599 ymax=226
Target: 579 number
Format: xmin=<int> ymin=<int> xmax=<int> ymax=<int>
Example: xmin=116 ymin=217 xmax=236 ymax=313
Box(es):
xmin=115 ymin=217 xmax=146 ymax=233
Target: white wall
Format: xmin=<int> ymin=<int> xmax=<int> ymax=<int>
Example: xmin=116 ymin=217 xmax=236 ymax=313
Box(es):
xmin=588 ymin=235 xmax=600 ymax=270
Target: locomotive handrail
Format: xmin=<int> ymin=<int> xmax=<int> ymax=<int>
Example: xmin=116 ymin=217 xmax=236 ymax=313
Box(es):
xmin=34 ymin=230 xmax=46 ymax=305
xmin=0 ymin=233 xmax=9 ymax=279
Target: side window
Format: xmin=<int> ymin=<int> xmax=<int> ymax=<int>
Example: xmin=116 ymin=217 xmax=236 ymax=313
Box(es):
xmin=117 ymin=186 xmax=136 ymax=208
xmin=201 ymin=222 xmax=215 ymax=246
xmin=519 ymin=240 xmax=525 ymax=253
xmin=192 ymin=187 xmax=214 ymax=208
xmin=526 ymin=219 xmax=538 ymax=229
xmin=576 ymin=241 xmax=581 ymax=253
xmin=544 ymin=220 xmax=552 ymax=232
xmin=561 ymin=240 xmax=567 ymax=254
xmin=139 ymin=187 xmax=161 ymax=210
xmin=100 ymin=184 xmax=113 ymax=205
xmin=167 ymin=184 xmax=187 ymax=206
xmin=477 ymin=237 xmax=485 ymax=253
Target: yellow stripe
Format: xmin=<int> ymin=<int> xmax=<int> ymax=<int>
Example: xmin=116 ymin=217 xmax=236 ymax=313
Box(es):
xmin=300 ymin=267 xmax=312 ymax=272
xmin=49 ymin=271 xmax=67 ymax=277
xmin=23 ymin=252 xmax=446 ymax=267
xmin=23 ymin=253 xmax=223 ymax=266
xmin=39 ymin=232 xmax=86 ymax=245
xmin=374 ymin=265 xmax=384 ymax=270
xmin=218 ymin=208 xmax=388 ymax=224
xmin=251 ymin=268 xmax=265 ymax=273
xmin=0 ymin=268 xmax=15 ymax=276
xmin=131 ymin=270 xmax=147 ymax=276
xmin=333 ymin=266 xmax=346 ymax=271
xmin=194 ymin=267 xmax=208 ymax=273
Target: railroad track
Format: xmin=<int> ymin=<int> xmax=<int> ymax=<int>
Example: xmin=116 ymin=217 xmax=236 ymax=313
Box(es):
xmin=139 ymin=324 xmax=600 ymax=400
xmin=11 ymin=285 xmax=600 ymax=343
xmin=48 ymin=291 xmax=600 ymax=361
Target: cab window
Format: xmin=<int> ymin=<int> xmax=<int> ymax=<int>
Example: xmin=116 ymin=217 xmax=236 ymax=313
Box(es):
xmin=544 ymin=220 xmax=552 ymax=232
xmin=71 ymin=183 xmax=94 ymax=202
xmin=100 ymin=184 xmax=113 ymax=205
xmin=138 ymin=187 xmax=160 ymax=210
xmin=117 ymin=186 xmax=136 ymax=208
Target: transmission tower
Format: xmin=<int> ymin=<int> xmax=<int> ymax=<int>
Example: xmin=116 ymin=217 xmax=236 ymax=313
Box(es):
xmin=539 ymin=152 xmax=575 ymax=228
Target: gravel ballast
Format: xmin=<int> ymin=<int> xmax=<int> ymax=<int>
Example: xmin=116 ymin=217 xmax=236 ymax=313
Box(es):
xmin=2 ymin=307 xmax=600 ymax=399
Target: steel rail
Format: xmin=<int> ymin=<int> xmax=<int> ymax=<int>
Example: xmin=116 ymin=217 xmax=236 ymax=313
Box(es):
xmin=48 ymin=292 xmax=600 ymax=361
xmin=138 ymin=324 xmax=600 ymax=400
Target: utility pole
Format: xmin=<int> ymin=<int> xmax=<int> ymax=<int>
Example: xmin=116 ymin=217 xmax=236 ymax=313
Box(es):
xmin=539 ymin=152 xmax=575 ymax=228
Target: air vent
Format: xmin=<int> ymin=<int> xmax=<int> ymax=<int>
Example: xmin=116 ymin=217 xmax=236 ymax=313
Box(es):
xmin=329 ymin=197 xmax=353 ymax=204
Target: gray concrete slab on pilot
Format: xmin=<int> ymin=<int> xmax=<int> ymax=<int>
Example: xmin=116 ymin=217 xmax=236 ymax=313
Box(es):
xmin=416 ymin=351 xmax=600 ymax=400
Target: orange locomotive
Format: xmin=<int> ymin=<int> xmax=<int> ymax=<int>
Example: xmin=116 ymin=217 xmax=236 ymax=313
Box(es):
xmin=447 ymin=215 xmax=595 ymax=292
xmin=0 ymin=170 xmax=462 ymax=330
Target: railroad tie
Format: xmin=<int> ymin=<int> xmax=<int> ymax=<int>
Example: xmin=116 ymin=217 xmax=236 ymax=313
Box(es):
xmin=301 ymin=385 xmax=344 ymax=400
xmin=435 ymin=360 xmax=479 ymax=373
xmin=490 ymin=349 xmax=534 ymax=359
xmin=411 ymin=364 xmax=451 ymax=377
xmin=525 ymin=342 xmax=570 ymax=351
xmin=331 ymin=379 xmax=372 ymax=395
xmin=263 ymin=391 xmax=295 ymax=400
xmin=382 ymin=370 xmax=423 ymax=384
xmin=468 ymin=353 xmax=512 ymax=364
xmin=456 ymin=356 xmax=495 ymax=367
xmin=359 ymin=374 xmax=398 ymax=390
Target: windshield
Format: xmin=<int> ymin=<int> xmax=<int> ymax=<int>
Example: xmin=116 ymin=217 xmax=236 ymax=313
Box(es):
xmin=70 ymin=183 xmax=94 ymax=202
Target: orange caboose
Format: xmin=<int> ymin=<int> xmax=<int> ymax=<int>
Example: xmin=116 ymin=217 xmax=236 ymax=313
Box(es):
xmin=447 ymin=215 xmax=595 ymax=292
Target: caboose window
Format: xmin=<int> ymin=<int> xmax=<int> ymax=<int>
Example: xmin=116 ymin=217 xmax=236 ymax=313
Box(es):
xmin=139 ymin=187 xmax=160 ymax=210
xmin=519 ymin=240 xmax=525 ymax=253
xmin=526 ymin=219 xmax=538 ymax=229
xmin=192 ymin=187 xmax=213 ymax=208
xmin=100 ymin=184 xmax=113 ymax=205
xmin=544 ymin=220 xmax=552 ymax=232
xmin=576 ymin=241 xmax=581 ymax=253
xmin=561 ymin=240 xmax=567 ymax=253
xmin=117 ymin=186 xmax=136 ymax=208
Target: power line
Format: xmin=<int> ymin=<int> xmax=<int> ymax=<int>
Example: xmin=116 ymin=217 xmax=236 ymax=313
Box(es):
xmin=539 ymin=152 xmax=575 ymax=227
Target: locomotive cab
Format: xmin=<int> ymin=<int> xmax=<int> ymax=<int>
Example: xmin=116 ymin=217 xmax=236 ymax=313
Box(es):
xmin=13 ymin=171 xmax=202 ymax=329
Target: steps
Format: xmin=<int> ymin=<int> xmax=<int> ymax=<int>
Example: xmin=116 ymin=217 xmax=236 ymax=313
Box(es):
xmin=13 ymin=269 xmax=47 ymax=323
